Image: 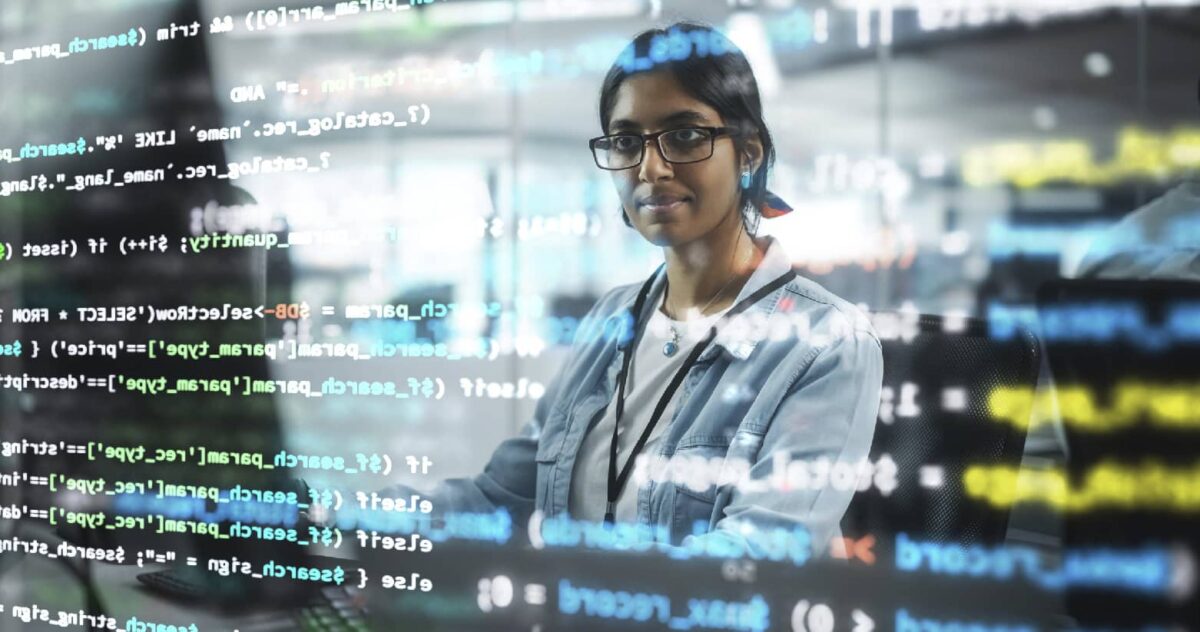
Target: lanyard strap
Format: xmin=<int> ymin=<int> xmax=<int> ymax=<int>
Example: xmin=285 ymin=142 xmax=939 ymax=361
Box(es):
xmin=603 ymin=267 xmax=797 ymax=524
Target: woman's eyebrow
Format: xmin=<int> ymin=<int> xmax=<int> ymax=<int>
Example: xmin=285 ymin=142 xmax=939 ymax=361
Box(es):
xmin=609 ymin=110 xmax=712 ymax=131
xmin=608 ymin=117 xmax=644 ymax=131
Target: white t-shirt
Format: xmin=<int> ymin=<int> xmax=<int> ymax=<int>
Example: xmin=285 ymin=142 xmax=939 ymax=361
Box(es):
xmin=568 ymin=287 xmax=733 ymax=523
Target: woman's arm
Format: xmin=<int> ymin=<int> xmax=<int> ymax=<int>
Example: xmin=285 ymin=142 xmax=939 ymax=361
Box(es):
xmin=342 ymin=289 xmax=625 ymax=529
xmin=679 ymin=327 xmax=884 ymax=560
xmin=354 ymin=361 xmax=570 ymax=529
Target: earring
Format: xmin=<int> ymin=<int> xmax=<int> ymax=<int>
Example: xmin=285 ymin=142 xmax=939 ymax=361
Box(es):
xmin=740 ymin=170 xmax=752 ymax=190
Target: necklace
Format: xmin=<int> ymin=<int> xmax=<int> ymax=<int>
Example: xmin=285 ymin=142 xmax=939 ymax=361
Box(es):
xmin=662 ymin=235 xmax=752 ymax=357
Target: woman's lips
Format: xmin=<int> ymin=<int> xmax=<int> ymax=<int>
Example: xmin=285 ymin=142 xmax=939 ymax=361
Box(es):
xmin=641 ymin=198 xmax=688 ymax=215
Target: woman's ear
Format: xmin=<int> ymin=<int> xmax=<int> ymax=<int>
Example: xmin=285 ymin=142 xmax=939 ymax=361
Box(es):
xmin=741 ymin=135 xmax=765 ymax=176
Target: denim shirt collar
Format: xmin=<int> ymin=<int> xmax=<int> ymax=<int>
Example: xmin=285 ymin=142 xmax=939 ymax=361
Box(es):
xmin=602 ymin=236 xmax=793 ymax=363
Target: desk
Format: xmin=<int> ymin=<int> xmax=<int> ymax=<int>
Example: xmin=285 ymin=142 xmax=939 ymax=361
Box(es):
xmin=0 ymin=540 xmax=300 ymax=631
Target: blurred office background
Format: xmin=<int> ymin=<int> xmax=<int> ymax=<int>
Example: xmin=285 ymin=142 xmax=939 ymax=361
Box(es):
xmin=1 ymin=0 xmax=1197 ymax=507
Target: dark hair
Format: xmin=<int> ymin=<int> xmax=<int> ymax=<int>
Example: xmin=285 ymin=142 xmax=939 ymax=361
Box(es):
xmin=598 ymin=21 xmax=776 ymax=236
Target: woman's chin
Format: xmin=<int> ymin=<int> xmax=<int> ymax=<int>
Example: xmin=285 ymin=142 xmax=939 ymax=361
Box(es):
xmin=641 ymin=225 xmax=686 ymax=247
xmin=634 ymin=211 xmax=711 ymax=247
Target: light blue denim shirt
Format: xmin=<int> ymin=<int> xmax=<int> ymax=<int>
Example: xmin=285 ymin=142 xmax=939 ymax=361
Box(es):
xmin=387 ymin=236 xmax=882 ymax=559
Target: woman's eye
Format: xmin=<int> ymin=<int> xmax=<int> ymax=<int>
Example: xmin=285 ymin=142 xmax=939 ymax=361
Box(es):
xmin=668 ymin=129 xmax=705 ymax=144
xmin=612 ymin=136 xmax=640 ymax=152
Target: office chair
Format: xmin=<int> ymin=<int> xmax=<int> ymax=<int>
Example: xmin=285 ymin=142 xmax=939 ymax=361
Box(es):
xmin=1037 ymin=279 xmax=1200 ymax=627
xmin=840 ymin=312 xmax=1041 ymax=550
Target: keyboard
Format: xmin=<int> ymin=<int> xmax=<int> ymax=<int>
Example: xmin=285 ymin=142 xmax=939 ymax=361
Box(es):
xmin=137 ymin=568 xmax=369 ymax=631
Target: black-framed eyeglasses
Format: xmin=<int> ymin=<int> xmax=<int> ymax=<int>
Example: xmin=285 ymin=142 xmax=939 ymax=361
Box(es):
xmin=588 ymin=126 xmax=740 ymax=170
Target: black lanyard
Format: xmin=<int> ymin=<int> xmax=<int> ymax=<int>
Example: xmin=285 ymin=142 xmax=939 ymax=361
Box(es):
xmin=603 ymin=266 xmax=797 ymax=524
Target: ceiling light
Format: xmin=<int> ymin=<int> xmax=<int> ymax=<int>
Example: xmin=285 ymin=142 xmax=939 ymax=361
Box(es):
xmin=1084 ymin=51 xmax=1112 ymax=77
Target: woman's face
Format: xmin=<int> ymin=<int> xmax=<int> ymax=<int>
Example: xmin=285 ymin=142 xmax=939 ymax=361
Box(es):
xmin=606 ymin=70 xmax=756 ymax=247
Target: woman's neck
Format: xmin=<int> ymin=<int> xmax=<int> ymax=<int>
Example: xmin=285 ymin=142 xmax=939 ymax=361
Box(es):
xmin=661 ymin=222 xmax=764 ymax=320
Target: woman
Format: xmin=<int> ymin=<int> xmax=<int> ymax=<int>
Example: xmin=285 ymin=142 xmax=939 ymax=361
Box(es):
xmin=367 ymin=21 xmax=882 ymax=559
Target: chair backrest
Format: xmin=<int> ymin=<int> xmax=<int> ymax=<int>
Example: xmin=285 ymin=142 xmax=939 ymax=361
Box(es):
xmin=841 ymin=312 xmax=1041 ymax=549
xmin=1036 ymin=279 xmax=1200 ymax=626
xmin=1037 ymin=279 xmax=1200 ymax=537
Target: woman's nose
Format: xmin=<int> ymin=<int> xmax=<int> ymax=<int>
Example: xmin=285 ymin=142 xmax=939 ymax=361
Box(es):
xmin=638 ymin=139 xmax=673 ymax=182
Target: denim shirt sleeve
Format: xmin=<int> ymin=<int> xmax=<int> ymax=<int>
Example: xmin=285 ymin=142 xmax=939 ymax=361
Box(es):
xmin=678 ymin=326 xmax=883 ymax=559
xmin=370 ymin=287 xmax=621 ymax=528
xmin=366 ymin=370 xmax=559 ymax=530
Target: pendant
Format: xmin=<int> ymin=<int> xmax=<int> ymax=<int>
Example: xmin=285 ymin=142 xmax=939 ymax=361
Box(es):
xmin=663 ymin=326 xmax=680 ymax=357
